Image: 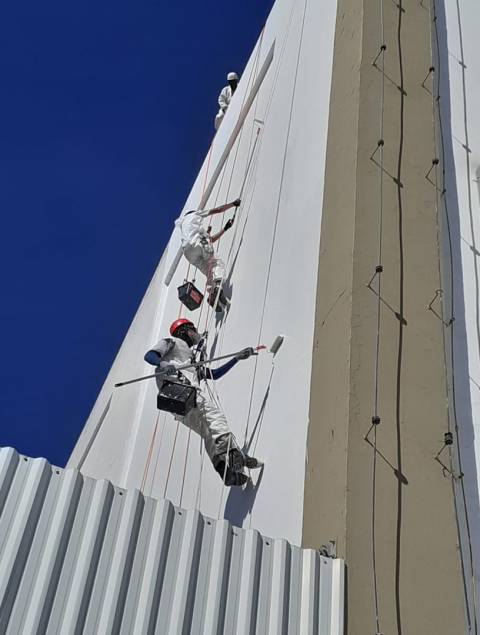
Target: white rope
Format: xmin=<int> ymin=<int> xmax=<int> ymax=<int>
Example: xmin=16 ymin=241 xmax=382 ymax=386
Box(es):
xmin=163 ymin=421 xmax=180 ymax=500
xmin=195 ymin=438 xmax=205 ymax=508
xmin=216 ymin=433 xmax=232 ymax=520
xmin=148 ymin=412 xmax=168 ymax=497
xmin=243 ymin=0 xmax=309 ymax=447
xmin=179 ymin=428 xmax=192 ymax=508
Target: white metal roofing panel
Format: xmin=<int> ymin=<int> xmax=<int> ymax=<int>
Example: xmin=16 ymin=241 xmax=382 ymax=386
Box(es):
xmin=0 ymin=447 xmax=343 ymax=633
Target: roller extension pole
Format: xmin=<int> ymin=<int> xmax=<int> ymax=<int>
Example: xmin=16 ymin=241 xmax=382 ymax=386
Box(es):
xmin=114 ymin=345 xmax=266 ymax=388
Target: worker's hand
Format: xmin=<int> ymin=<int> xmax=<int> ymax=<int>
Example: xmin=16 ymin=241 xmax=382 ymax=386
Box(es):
xmin=236 ymin=347 xmax=254 ymax=360
xmin=232 ymin=198 xmax=241 ymax=207
xmin=156 ymin=362 xmax=176 ymax=376
xmin=224 ymin=217 xmax=234 ymax=231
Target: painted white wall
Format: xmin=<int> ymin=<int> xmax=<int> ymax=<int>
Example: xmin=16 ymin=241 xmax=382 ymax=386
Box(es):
xmin=68 ymin=0 xmax=338 ymax=546
xmin=437 ymin=0 xmax=480 ymax=618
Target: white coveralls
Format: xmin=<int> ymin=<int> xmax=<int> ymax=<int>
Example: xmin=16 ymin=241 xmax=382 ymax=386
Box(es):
xmin=176 ymin=209 xmax=225 ymax=293
xmin=214 ymin=85 xmax=233 ymax=130
xmin=151 ymin=337 xmax=237 ymax=465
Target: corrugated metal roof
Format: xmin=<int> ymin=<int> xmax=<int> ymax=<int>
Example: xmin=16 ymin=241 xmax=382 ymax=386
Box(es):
xmin=0 ymin=447 xmax=344 ymax=633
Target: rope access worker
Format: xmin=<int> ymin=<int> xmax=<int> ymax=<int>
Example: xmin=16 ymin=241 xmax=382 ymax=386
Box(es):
xmin=176 ymin=199 xmax=240 ymax=311
xmin=144 ymin=318 xmax=262 ymax=486
xmin=214 ymin=71 xmax=238 ymax=130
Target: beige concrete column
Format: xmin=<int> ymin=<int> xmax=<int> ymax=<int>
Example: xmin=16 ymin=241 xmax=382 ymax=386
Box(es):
xmin=303 ymin=0 xmax=466 ymax=632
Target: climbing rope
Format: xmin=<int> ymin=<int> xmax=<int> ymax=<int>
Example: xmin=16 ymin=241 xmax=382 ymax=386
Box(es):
xmin=180 ymin=42 xmax=266 ymax=506
xmin=144 ymin=0 xmax=300 ymax=507
xmin=140 ymin=411 xmax=161 ymax=493
xmin=165 ymin=79 xmax=261 ymax=510
xmin=243 ymin=0 xmax=309 ymax=449
xmin=179 ymin=428 xmax=192 ymax=508
xmin=163 ymin=421 xmax=180 ymax=500
xmin=177 ymin=142 xmax=215 ymax=320
xmin=195 ymin=440 xmax=205 ymax=508
xmin=148 ymin=412 xmax=168 ymax=497
xmin=203 ymin=128 xmax=263 ymax=344
xmin=203 ymin=0 xmax=300 ymax=360
xmin=201 ymin=0 xmax=299 ymax=350
xmin=144 ymin=124 xmax=235 ymax=500
xmin=140 ymin=114 xmax=219 ymax=494
xmin=193 ymin=6 xmax=300 ymax=511
xmin=208 ymin=0 xmax=300 ymax=365
xmin=392 ymin=5 xmax=406 ymax=633
xmin=216 ymin=31 xmax=265 ymax=255
xmin=367 ymin=0 xmax=386 ymax=630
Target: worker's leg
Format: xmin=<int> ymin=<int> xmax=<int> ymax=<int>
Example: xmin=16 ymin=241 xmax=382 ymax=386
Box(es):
xmin=177 ymin=408 xmax=204 ymax=440
xmin=182 ymin=236 xmax=224 ymax=288
xmin=203 ymin=246 xmax=227 ymax=310
xmin=184 ymin=239 xmax=226 ymax=305
xmin=176 ymin=393 xmax=229 ymax=460
xmin=182 ymin=240 xmax=209 ymax=275
xmin=180 ymin=391 xmax=252 ymax=485
xmin=206 ymin=254 xmax=225 ymax=291
xmin=192 ymin=390 xmax=236 ymax=461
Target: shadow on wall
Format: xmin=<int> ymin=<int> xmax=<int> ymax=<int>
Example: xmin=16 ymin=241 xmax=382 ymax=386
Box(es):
xmin=436 ymin=0 xmax=480 ymax=615
xmin=223 ymin=364 xmax=275 ymax=527
xmin=224 ymin=465 xmax=264 ymax=527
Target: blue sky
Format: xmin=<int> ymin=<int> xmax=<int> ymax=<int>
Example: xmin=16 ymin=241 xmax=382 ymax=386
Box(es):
xmin=0 ymin=1 xmax=272 ymax=466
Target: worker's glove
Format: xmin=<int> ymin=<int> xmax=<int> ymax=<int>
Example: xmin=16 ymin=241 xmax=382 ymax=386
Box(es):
xmin=232 ymin=198 xmax=241 ymax=207
xmin=155 ymin=361 xmax=176 ymax=376
xmin=235 ymin=347 xmax=254 ymax=360
xmin=224 ymin=218 xmax=234 ymax=231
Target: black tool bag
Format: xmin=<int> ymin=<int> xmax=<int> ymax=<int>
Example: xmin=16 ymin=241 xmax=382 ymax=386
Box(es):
xmin=177 ymin=281 xmax=204 ymax=311
xmin=157 ymin=379 xmax=197 ymax=416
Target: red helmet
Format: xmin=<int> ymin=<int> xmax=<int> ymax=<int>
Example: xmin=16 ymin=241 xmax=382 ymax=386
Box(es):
xmin=169 ymin=318 xmax=194 ymax=336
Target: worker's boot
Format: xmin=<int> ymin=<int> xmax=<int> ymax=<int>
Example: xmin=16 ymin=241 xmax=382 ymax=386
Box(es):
xmin=227 ymin=448 xmax=263 ymax=471
xmin=244 ymin=455 xmax=263 ymax=469
xmin=224 ymin=469 xmax=249 ymax=487
xmin=214 ymin=458 xmax=249 ymax=487
xmin=207 ymin=285 xmax=228 ymax=312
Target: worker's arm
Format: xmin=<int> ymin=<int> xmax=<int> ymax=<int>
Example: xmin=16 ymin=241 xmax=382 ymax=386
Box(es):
xmin=205 ymin=348 xmax=254 ymax=380
xmin=144 ymin=339 xmax=176 ymax=374
xmin=207 ymin=198 xmax=241 ymax=217
xmin=218 ymin=87 xmax=229 ymax=111
xmin=210 ymin=216 xmax=234 ymax=244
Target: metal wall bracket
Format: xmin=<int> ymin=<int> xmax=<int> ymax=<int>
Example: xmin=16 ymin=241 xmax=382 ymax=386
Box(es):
xmin=367 ymin=266 xmax=407 ymax=325
xmin=427 ymin=289 xmax=454 ymax=326
xmin=370 ymin=140 xmax=404 ymax=188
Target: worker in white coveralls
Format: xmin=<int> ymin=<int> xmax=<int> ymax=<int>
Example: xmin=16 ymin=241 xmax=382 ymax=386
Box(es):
xmin=144 ymin=318 xmax=262 ymax=486
xmin=176 ymin=198 xmax=240 ymax=311
xmin=214 ymin=71 xmax=239 ymax=129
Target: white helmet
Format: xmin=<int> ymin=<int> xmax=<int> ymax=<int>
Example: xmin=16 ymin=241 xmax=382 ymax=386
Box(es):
xmin=227 ymin=72 xmax=238 ymax=81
